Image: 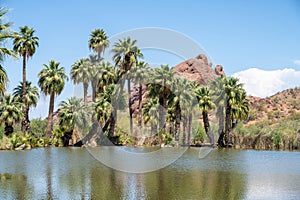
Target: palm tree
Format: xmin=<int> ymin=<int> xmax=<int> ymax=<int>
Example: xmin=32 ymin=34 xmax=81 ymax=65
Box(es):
xmin=112 ymin=37 xmax=143 ymax=66
xmin=143 ymin=98 xmax=160 ymax=135
xmin=95 ymin=84 xmax=118 ymax=127
xmin=88 ymin=28 xmax=109 ymax=62
xmin=88 ymin=54 xmax=99 ymax=102
xmin=148 ymin=65 xmax=175 ymax=131
xmin=13 ymin=25 xmax=39 ymax=132
xmin=210 ymin=77 xmax=226 ymax=146
xmin=194 ymin=87 xmax=215 ymax=145
xmin=58 ymin=97 xmax=91 ymax=146
xmin=0 ymin=65 xmax=7 ymax=95
xmin=0 ymin=7 xmax=17 ymax=62
xmin=38 ymin=60 xmax=68 ymax=137
xmin=98 ymin=61 xmax=117 ymax=93
xmin=223 ymin=77 xmax=247 ymax=147
xmin=131 ymin=61 xmax=149 ymax=128
xmin=231 ymin=90 xmax=250 ymax=127
xmin=13 ymin=81 xmax=39 ymax=131
xmin=171 ymin=78 xmax=197 ymax=143
xmin=0 ymin=7 xmax=14 ymax=96
xmin=112 ymin=37 xmax=143 ymax=135
xmin=0 ymin=94 xmax=23 ymax=135
xmin=70 ymin=58 xmax=91 ymax=103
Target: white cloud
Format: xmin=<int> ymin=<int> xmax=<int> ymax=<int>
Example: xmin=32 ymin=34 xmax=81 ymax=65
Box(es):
xmin=294 ymin=60 xmax=300 ymax=66
xmin=232 ymin=68 xmax=300 ymax=97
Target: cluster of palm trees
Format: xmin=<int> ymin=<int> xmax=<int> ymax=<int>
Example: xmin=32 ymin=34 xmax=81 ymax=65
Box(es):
xmin=0 ymin=7 xmax=68 ymax=137
xmin=0 ymin=7 xmax=249 ymax=147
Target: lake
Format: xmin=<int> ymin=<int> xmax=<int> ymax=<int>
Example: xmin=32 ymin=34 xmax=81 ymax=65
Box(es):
xmin=0 ymin=147 xmax=299 ymax=200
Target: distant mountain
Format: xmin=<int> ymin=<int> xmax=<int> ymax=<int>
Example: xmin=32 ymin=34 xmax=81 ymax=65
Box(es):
xmin=247 ymin=87 xmax=300 ymax=123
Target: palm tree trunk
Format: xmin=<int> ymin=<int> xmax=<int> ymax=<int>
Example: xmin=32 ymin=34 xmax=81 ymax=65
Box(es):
xmin=4 ymin=123 xmax=14 ymax=136
xmin=97 ymin=51 xmax=101 ymax=63
xmin=216 ymin=105 xmax=225 ymax=147
xmin=25 ymin=107 xmax=30 ymax=132
xmin=175 ymin=100 xmax=181 ymax=142
xmin=225 ymin=104 xmax=232 ymax=147
xmin=128 ymin=79 xmax=133 ymax=135
xmin=159 ymin=79 xmax=167 ymax=131
xmin=109 ymin=109 xmax=117 ymax=138
xmin=21 ymin=55 xmax=28 ymax=132
xmin=217 ymin=105 xmax=225 ymax=135
xmin=183 ymin=116 xmax=186 ymax=144
xmin=83 ymin=82 xmax=88 ymax=103
xmin=137 ymin=82 xmax=143 ymax=127
xmin=187 ymin=113 xmax=192 ymax=145
xmin=46 ymin=91 xmax=55 ymax=138
xmin=91 ymin=81 xmax=96 ymax=102
xmin=203 ymin=111 xmax=214 ymax=145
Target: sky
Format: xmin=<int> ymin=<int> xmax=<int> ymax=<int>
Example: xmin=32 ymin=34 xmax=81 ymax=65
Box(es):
xmin=1 ymin=0 xmax=300 ymax=118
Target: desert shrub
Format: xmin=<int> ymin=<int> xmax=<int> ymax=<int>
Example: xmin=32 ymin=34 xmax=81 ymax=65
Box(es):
xmin=193 ymin=126 xmax=206 ymax=144
xmin=271 ymin=130 xmax=281 ymax=149
xmin=30 ymin=118 xmax=47 ymax=137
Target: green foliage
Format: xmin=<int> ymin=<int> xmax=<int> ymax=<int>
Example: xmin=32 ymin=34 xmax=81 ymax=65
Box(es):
xmin=235 ymin=122 xmax=260 ymax=136
xmin=271 ymin=130 xmax=281 ymax=149
xmin=4 ymin=132 xmax=50 ymax=149
xmin=0 ymin=125 xmax=3 ymax=139
xmin=193 ymin=126 xmax=206 ymax=144
xmin=115 ymin=126 xmax=133 ymax=145
xmin=30 ymin=118 xmax=47 ymax=137
xmin=51 ymin=128 xmax=64 ymax=147
xmin=162 ymin=133 xmax=173 ymax=145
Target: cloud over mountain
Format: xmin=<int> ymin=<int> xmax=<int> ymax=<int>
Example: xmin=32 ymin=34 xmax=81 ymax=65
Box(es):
xmin=232 ymin=68 xmax=300 ymax=97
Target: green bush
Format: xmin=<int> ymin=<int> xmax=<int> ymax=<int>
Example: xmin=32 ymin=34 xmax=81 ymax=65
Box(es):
xmin=271 ymin=130 xmax=281 ymax=149
xmin=0 ymin=125 xmax=4 ymax=140
xmin=193 ymin=126 xmax=206 ymax=144
xmin=30 ymin=118 xmax=47 ymax=137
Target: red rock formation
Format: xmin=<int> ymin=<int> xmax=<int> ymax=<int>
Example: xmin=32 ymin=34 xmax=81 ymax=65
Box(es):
xmin=173 ymin=54 xmax=219 ymax=85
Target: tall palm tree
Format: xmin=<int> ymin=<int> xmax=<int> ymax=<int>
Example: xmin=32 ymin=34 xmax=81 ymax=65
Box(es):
xmin=169 ymin=78 xmax=194 ymax=142
xmin=13 ymin=25 xmax=39 ymax=132
xmin=194 ymin=87 xmax=215 ymax=145
xmin=112 ymin=37 xmax=143 ymax=66
xmin=38 ymin=60 xmax=68 ymax=137
xmin=0 ymin=94 xmax=23 ymax=135
xmin=112 ymin=37 xmax=143 ymax=135
xmin=148 ymin=65 xmax=175 ymax=131
xmin=98 ymin=61 xmax=117 ymax=93
xmin=88 ymin=28 xmax=109 ymax=62
xmin=0 ymin=7 xmax=17 ymax=62
xmin=223 ymin=77 xmax=247 ymax=147
xmin=58 ymin=97 xmax=91 ymax=146
xmin=143 ymin=98 xmax=160 ymax=135
xmin=131 ymin=61 xmax=149 ymax=128
xmin=88 ymin=54 xmax=99 ymax=102
xmin=70 ymin=58 xmax=91 ymax=103
xmin=210 ymin=77 xmax=226 ymax=146
xmin=231 ymin=90 xmax=250 ymax=127
xmin=13 ymin=81 xmax=39 ymax=131
xmin=95 ymin=84 xmax=121 ymax=128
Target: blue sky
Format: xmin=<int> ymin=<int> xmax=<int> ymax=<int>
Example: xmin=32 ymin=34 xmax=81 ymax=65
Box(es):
xmin=1 ymin=0 xmax=300 ymax=118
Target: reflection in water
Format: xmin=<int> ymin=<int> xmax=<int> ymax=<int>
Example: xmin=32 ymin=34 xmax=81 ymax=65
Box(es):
xmin=0 ymin=148 xmax=299 ymax=199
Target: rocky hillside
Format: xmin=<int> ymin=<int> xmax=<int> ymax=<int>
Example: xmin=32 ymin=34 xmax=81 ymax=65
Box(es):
xmin=173 ymin=54 xmax=225 ymax=85
xmin=247 ymin=87 xmax=300 ymax=124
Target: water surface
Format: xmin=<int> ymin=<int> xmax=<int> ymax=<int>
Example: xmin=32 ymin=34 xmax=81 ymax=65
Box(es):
xmin=0 ymin=147 xmax=299 ymax=199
